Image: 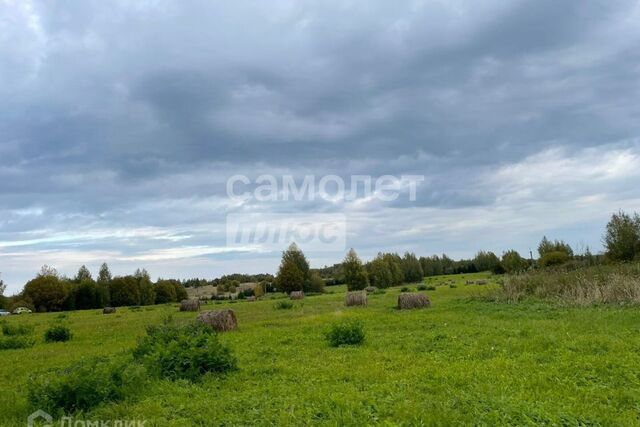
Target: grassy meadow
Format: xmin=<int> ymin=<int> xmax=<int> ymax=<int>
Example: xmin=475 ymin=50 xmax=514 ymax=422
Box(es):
xmin=2 ymin=272 xmax=640 ymax=426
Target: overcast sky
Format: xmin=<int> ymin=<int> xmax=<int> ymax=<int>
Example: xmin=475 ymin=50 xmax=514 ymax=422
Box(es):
xmin=1 ymin=0 xmax=640 ymax=293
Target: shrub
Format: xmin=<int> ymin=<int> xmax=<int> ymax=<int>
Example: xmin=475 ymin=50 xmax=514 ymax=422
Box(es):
xmin=274 ymin=300 xmax=294 ymax=310
xmin=133 ymin=322 xmax=236 ymax=381
xmin=400 ymin=286 xmax=411 ymax=292
xmin=325 ymin=320 xmax=365 ymax=347
xmin=0 ymin=335 xmax=35 ymax=350
xmin=27 ymin=357 xmax=145 ymax=414
xmin=44 ymin=325 xmax=72 ymax=343
xmin=1 ymin=321 xmax=33 ymax=336
xmin=416 ymin=284 xmax=427 ymax=291
xmin=425 ymin=285 xmax=436 ymax=291
xmin=539 ymin=251 xmax=570 ymax=268
xmin=449 ymin=284 xmax=457 ymax=288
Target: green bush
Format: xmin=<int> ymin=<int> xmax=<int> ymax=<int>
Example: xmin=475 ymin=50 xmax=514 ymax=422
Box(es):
xmin=274 ymin=300 xmax=294 ymax=310
xmin=1 ymin=321 xmax=33 ymax=336
xmin=44 ymin=325 xmax=72 ymax=343
xmin=416 ymin=284 xmax=427 ymax=291
xmin=133 ymin=323 xmax=237 ymax=381
xmin=325 ymin=320 xmax=365 ymax=347
xmin=539 ymin=251 xmax=570 ymax=268
xmin=27 ymin=357 xmax=145 ymax=414
xmin=400 ymin=286 xmax=411 ymax=292
xmin=449 ymin=284 xmax=457 ymax=288
xmin=0 ymin=335 xmax=35 ymax=350
xmin=425 ymin=285 xmax=436 ymax=291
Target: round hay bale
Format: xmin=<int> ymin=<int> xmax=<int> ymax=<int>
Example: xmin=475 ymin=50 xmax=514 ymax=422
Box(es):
xmin=179 ymin=299 xmax=200 ymax=312
xmin=398 ymin=293 xmax=430 ymax=310
xmin=289 ymin=291 xmax=304 ymax=300
xmin=364 ymin=286 xmax=378 ymax=293
xmin=103 ymin=307 xmax=116 ymax=314
xmin=197 ymin=309 xmax=238 ymax=332
xmin=345 ymin=291 xmax=368 ymax=307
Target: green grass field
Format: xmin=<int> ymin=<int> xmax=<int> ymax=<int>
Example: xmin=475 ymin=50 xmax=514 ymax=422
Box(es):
xmin=2 ymin=272 xmax=640 ymax=426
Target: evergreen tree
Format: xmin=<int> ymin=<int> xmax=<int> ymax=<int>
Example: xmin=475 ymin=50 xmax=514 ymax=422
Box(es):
xmin=75 ymin=265 xmax=92 ymax=283
xmin=275 ymin=243 xmax=311 ymax=293
xmin=401 ymin=252 xmax=424 ymax=282
xmin=97 ymin=263 xmax=112 ymax=285
xmin=276 ymin=255 xmax=305 ymax=293
xmin=342 ymin=248 xmax=369 ymax=290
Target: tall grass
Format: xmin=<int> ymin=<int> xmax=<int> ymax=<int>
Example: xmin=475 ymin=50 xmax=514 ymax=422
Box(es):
xmin=497 ymin=263 xmax=640 ymax=305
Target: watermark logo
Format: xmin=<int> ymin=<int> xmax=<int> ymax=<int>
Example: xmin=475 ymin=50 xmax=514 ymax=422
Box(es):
xmin=226 ymin=213 xmax=346 ymax=252
xmin=27 ymin=411 xmax=146 ymax=427
xmin=28 ymin=410 xmax=52 ymax=427
xmin=226 ymin=174 xmax=424 ymax=202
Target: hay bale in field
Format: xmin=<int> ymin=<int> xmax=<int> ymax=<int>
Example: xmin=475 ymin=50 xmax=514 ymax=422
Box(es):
xmin=465 ymin=280 xmax=474 ymax=285
xmin=103 ymin=307 xmax=116 ymax=314
xmin=345 ymin=291 xmax=368 ymax=307
xmin=364 ymin=286 xmax=378 ymax=293
xmin=289 ymin=291 xmax=304 ymax=300
xmin=179 ymin=299 xmax=200 ymax=312
xmin=398 ymin=293 xmax=430 ymax=310
xmin=197 ymin=309 xmax=238 ymax=332
xmin=246 ymin=296 xmax=256 ymax=302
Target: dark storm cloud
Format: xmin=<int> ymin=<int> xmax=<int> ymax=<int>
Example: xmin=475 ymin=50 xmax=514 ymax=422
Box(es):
xmin=1 ymin=0 xmax=640 ymax=291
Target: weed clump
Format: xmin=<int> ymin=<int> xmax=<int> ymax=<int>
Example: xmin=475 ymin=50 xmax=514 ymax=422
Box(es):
xmin=27 ymin=357 xmax=145 ymax=415
xmin=274 ymin=300 xmax=294 ymax=310
xmin=1 ymin=322 xmax=33 ymax=336
xmin=0 ymin=335 xmax=35 ymax=350
xmin=44 ymin=325 xmax=72 ymax=343
xmin=133 ymin=322 xmax=237 ymax=381
xmin=325 ymin=320 xmax=365 ymax=347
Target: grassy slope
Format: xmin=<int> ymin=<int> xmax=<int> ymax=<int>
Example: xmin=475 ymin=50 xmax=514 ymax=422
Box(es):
xmin=1 ymin=272 xmax=640 ymax=426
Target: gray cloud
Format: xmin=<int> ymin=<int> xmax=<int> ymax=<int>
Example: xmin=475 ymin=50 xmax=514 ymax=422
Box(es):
xmin=1 ymin=0 xmax=640 ymax=292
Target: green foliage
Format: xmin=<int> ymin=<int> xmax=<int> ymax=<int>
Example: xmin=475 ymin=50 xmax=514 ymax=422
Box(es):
xmin=538 ymin=236 xmax=573 ymax=258
xmin=74 ymin=265 xmax=92 ymax=283
xmin=401 ymin=252 xmax=424 ymax=282
xmin=604 ymin=210 xmax=640 ymax=262
xmin=367 ymin=255 xmax=394 ymax=288
xmin=308 ymin=272 xmax=326 ymax=293
xmin=501 ymin=250 xmax=528 ymax=273
xmin=27 ymin=357 xmax=145 ymax=415
xmin=276 ymin=246 xmax=306 ymax=293
xmin=0 ymin=335 xmax=35 ymax=350
xmin=44 ymin=325 xmax=72 ymax=343
xmin=325 ymin=320 xmax=365 ymax=347
xmin=342 ymin=248 xmax=369 ymax=290
xmin=108 ymin=276 xmax=141 ymax=307
xmin=473 ymin=251 xmax=501 ymax=272
xmin=400 ymin=286 xmax=412 ymax=292
xmin=416 ymin=284 xmax=427 ymax=291
xmin=539 ymin=251 xmax=570 ymax=268
xmin=1 ymin=321 xmax=33 ymax=336
xmin=274 ymin=300 xmax=294 ymax=310
xmin=23 ymin=274 xmax=68 ymax=312
xmin=154 ymin=279 xmax=178 ymax=303
xmin=72 ymin=278 xmax=106 ymax=310
xmin=133 ymin=322 xmax=237 ymax=381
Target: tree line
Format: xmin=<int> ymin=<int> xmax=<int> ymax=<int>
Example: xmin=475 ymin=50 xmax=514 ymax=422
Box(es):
xmin=2 ymin=264 xmax=188 ymax=313
xmin=2 ymin=210 xmax=638 ymax=310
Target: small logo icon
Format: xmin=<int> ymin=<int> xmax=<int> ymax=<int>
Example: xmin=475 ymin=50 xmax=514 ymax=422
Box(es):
xmin=28 ymin=410 xmax=52 ymax=427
